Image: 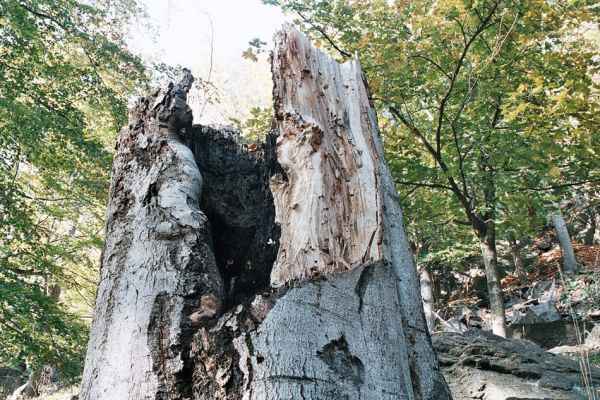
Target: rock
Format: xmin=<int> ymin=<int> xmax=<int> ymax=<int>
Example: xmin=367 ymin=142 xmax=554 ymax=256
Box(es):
xmin=512 ymin=301 xmax=561 ymax=324
xmin=549 ymin=343 xmax=600 ymax=359
xmin=442 ymin=317 xmax=468 ymax=333
xmin=509 ymin=318 xmax=594 ymax=349
xmin=527 ymin=280 xmax=554 ymax=302
xmin=586 ymin=324 xmax=600 ymax=346
xmin=433 ymin=329 xmax=600 ymax=399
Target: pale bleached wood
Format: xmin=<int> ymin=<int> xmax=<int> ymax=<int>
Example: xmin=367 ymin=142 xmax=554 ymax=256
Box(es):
xmin=270 ymin=26 xmax=451 ymax=399
xmin=270 ymin=26 xmax=382 ymax=287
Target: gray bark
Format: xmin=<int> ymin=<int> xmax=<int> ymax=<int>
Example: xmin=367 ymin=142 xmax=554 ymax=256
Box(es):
xmin=81 ymin=26 xmax=449 ymax=400
xmin=475 ymin=153 xmax=507 ymax=338
xmin=551 ymin=210 xmax=578 ymax=275
xmin=478 ymin=231 xmax=508 ymax=337
xmin=508 ymin=234 xmax=527 ymax=286
xmin=419 ymin=266 xmax=436 ymax=331
xmin=80 ymin=70 xmax=225 ymax=400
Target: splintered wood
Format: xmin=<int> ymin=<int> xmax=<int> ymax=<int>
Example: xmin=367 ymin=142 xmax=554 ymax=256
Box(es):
xmin=270 ymin=26 xmax=383 ymax=287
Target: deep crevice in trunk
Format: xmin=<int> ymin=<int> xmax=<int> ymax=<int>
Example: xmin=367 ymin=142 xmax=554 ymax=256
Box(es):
xmin=180 ymin=126 xmax=282 ymax=308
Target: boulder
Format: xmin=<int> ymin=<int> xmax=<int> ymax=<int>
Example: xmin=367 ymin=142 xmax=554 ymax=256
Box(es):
xmin=511 ymin=301 xmax=561 ymax=324
xmin=509 ymin=319 xmax=594 ymax=349
xmin=433 ymin=329 xmax=600 ymax=399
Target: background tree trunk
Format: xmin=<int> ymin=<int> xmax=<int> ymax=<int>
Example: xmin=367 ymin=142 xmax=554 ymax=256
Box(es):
xmin=551 ymin=210 xmax=578 ymax=275
xmin=80 ymin=26 xmax=449 ymax=400
xmin=474 ymin=158 xmax=507 ymax=337
xmin=477 ymin=227 xmax=508 ymax=337
xmin=508 ymin=234 xmax=527 ymax=286
xmin=419 ymin=266 xmax=436 ymax=331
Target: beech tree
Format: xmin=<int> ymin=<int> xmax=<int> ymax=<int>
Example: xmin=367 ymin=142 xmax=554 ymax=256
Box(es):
xmin=80 ymin=26 xmax=450 ymax=400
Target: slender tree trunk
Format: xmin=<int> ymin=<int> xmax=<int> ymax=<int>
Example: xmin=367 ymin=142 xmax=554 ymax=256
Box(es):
xmin=80 ymin=26 xmax=449 ymax=400
xmin=551 ymin=210 xmax=578 ymax=275
xmin=477 ymin=228 xmax=507 ymax=337
xmin=419 ymin=266 xmax=436 ymax=331
xmin=476 ymin=157 xmax=507 ymax=337
xmin=582 ymin=206 xmax=596 ymax=245
xmin=508 ymin=234 xmax=527 ymax=286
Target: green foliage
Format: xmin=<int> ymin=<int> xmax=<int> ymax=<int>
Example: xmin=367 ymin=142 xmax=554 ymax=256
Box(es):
xmin=266 ymin=0 xmax=600 ymax=265
xmin=242 ymin=38 xmax=268 ymax=62
xmin=230 ymin=106 xmax=275 ymax=142
xmin=0 ymin=0 xmax=147 ymax=378
xmin=0 ymin=277 xmax=88 ymax=378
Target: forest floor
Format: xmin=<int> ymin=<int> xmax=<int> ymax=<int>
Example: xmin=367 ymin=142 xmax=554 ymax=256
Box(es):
xmin=434 ymin=233 xmax=600 ymax=366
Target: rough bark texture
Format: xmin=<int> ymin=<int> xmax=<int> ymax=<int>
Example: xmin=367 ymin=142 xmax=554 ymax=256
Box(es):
xmin=190 ymin=261 xmax=416 ymax=400
xmin=80 ymin=70 xmax=226 ymax=400
xmin=552 ymin=211 xmax=579 ymax=275
xmin=478 ymin=231 xmax=508 ymax=338
xmin=271 ymin=26 xmax=450 ymax=399
xmin=182 ymin=126 xmax=281 ymax=302
xmin=81 ymin=27 xmax=449 ymax=400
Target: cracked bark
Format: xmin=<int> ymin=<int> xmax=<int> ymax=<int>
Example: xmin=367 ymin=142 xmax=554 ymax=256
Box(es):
xmin=80 ymin=26 xmax=449 ymax=400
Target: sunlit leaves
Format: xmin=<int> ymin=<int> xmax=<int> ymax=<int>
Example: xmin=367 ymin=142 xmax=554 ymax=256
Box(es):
xmin=0 ymin=0 xmax=147 ymax=378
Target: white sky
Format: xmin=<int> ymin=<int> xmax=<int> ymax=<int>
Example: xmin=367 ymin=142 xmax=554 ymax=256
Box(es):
xmin=128 ymin=0 xmax=290 ymax=125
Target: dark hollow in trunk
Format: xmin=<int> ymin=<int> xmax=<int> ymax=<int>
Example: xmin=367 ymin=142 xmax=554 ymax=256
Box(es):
xmin=181 ymin=126 xmax=282 ymax=305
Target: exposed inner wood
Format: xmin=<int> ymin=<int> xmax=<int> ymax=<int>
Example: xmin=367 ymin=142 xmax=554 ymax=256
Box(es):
xmin=270 ymin=26 xmax=383 ymax=287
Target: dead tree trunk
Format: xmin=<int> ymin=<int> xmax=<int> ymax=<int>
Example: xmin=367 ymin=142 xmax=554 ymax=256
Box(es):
xmin=80 ymin=70 xmax=226 ymax=400
xmin=80 ymin=26 xmax=449 ymax=400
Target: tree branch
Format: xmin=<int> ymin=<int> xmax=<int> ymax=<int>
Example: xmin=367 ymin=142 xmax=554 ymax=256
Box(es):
xmin=396 ymin=180 xmax=453 ymax=190
xmin=295 ymin=9 xmax=352 ymax=58
xmin=434 ymin=0 xmax=503 ymax=156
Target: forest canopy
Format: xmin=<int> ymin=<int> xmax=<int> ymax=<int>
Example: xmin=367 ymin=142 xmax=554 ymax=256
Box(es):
xmin=0 ymin=0 xmax=146 ymax=378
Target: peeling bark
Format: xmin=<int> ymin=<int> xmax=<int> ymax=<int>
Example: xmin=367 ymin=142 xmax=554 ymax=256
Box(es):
xmin=81 ymin=27 xmax=449 ymax=400
xmin=80 ymin=70 xmax=225 ymax=400
xmin=270 ymin=26 xmax=450 ymax=399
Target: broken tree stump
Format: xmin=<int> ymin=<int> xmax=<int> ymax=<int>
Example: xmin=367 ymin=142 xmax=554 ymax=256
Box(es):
xmin=80 ymin=26 xmax=449 ymax=400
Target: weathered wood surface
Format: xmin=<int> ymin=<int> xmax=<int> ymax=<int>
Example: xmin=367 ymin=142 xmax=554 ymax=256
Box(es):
xmin=270 ymin=26 xmax=449 ymax=399
xmin=80 ymin=26 xmax=449 ymax=400
xmin=270 ymin=28 xmax=381 ymax=287
xmin=80 ymin=70 xmax=225 ymax=400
